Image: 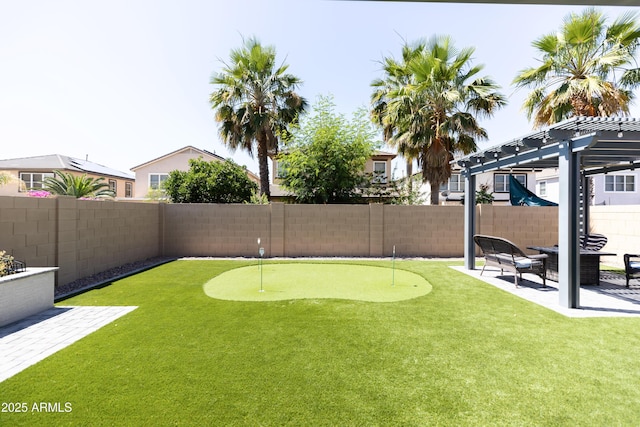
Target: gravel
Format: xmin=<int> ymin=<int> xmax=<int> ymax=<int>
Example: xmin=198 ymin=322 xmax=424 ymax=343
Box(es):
xmin=54 ymin=256 xmax=175 ymax=300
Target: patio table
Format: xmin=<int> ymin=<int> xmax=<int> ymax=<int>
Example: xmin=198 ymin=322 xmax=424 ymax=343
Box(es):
xmin=527 ymin=246 xmax=616 ymax=286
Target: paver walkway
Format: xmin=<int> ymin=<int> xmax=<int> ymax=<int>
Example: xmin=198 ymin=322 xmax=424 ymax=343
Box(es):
xmin=0 ymin=306 xmax=137 ymax=383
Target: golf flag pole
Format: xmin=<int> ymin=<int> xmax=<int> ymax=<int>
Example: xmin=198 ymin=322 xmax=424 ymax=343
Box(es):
xmin=258 ymin=238 xmax=265 ymax=292
xmin=392 ymin=245 xmax=396 ymax=286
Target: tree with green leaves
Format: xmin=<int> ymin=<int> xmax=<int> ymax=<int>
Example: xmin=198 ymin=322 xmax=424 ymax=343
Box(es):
xmin=371 ymin=36 xmax=506 ymax=205
xmin=209 ymin=36 xmax=308 ymax=199
xmin=278 ymin=96 xmax=378 ymax=204
xmin=364 ymin=171 xmax=426 ymax=205
xmin=460 ymin=184 xmax=495 ymax=205
xmin=163 ymin=158 xmax=257 ymax=203
xmin=514 ymin=8 xmax=640 ymax=127
xmin=43 ymin=170 xmax=115 ymax=199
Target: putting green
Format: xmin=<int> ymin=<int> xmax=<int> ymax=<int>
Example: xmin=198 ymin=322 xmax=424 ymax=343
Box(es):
xmin=203 ymin=263 xmax=432 ymax=302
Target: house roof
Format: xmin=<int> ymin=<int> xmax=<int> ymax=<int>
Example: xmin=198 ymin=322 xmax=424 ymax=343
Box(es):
xmin=130 ymin=145 xmax=260 ymax=183
xmin=0 ymin=154 xmax=134 ymax=179
xmin=130 ymin=146 xmax=226 ymax=171
xmin=372 ymin=150 xmax=397 ymax=159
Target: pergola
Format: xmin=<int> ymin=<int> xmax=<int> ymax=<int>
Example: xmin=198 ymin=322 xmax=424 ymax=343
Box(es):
xmin=373 ymin=1 xmax=640 ymax=5
xmin=456 ymin=116 xmax=640 ymax=308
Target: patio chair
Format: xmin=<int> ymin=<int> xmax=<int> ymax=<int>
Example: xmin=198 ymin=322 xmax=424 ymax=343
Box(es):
xmin=473 ymin=234 xmax=547 ymax=287
xmin=580 ymin=234 xmax=608 ymax=251
xmin=623 ymin=254 xmax=640 ymax=288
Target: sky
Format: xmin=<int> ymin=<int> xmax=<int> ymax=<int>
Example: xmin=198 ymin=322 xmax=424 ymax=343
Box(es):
xmin=2 ymin=1 xmax=639 ymax=178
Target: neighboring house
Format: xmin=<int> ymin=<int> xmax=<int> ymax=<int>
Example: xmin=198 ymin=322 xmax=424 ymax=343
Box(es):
xmin=428 ymin=167 xmax=539 ymax=205
xmin=365 ymin=151 xmax=397 ymax=184
xmin=0 ymin=154 xmax=135 ymax=199
xmin=534 ymin=168 xmax=560 ymax=204
xmin=593 ymin=171 xmax=640 ymax=205
xmin=268 ymin=150 xmax=397 ymax=202
xmin=536 ymin=168 xmax=640 ymax=205
xmin=130 ymin=146 xmax=259 ymax=199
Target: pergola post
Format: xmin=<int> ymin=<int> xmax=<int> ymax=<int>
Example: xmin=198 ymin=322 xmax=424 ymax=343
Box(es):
xmin=558 ymin=139 xmax=581 ymax=308
xmin=581 ymin=174 xmax=590 ymax=236
xmin=464 ymin=173 xmax=476 ymax=270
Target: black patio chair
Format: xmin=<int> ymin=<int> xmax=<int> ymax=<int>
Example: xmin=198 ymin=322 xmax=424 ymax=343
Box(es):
xmin=624 ymin=254 xmax=640 ymax=288
xmin=474 ymin=234 xmax=547 ymax=287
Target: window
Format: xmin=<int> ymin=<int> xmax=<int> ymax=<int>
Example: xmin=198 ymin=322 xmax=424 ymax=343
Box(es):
xmin=449 ymin=174 xmax=465 ymax=192
xmin=494 ymin=173 xmax=526 ymax=193
xmin=539 ymin=181 xmax=547 ymax=196
xmin=605 ymin=175 xmax=635 ymax=192
xmin=149 ymin=173 xmax=169 ymax=190
xmin=19 ymin=172 xmax=54 ymax=191
xmin=373 ymin=161 xmax=387 ymax=183
xmin=276 ymin=161 xmax=288 ymax=179
xmin=108 ymin=179 xmax=117 ymax=193
xmin=439 ymin=173 xmax=465 ymax=193
xmin=125 ymin=182 xmax=133 ymax=198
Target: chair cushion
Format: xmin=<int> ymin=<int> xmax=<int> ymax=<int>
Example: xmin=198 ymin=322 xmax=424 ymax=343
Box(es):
xmin=580 ymin=234 xmax=607 ymax=251
xmin=515 ymin=258 xmax=533 ymax=269
xmin=629 ymin=261 xmax=640 ymax=270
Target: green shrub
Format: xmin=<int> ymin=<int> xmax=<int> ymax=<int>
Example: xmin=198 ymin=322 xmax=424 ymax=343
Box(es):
xmin=0 ymin=250 xmax=15 ymax=277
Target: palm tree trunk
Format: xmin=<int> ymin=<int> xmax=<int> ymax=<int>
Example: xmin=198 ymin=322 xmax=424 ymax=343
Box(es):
xmin=430 ymin=181 xmax=440 ymax=205
xmin=406 ymin=159 xmax=413 ymax=192
xmin=257 ymin=139 xmax=271 ymax=198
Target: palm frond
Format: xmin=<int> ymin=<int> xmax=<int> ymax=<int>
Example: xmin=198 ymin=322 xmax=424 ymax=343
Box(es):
xmin=516 ymin=7 xmax=640 ymax=127
xmin=44 ymin=170 xmax=115 ymax=199
xmin=370 ymin=35 xmax=505 ymax=201
xmin=210 ymin=37 xmax=307 ymax=196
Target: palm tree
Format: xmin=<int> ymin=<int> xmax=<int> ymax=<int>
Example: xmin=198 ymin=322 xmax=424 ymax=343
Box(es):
xmin=44 ymin=170 xmax=115 ymax=198
xmin=371 ymin=40 xmax=425 ymax=186
xmin=0 ymin=172 xmax=13 ymax=186
xmin=210 ymin=37 xmax=308 ymax=198
xmin=371 ymin=36 xmax=506 ymax=205
xmin=514 ymin=8 xmax=640 ymax=127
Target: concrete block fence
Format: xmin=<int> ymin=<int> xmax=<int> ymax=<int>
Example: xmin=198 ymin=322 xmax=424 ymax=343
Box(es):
xmin=7 ymin=194 xmax=635 ymax=287
xmin=161 ymin=203 xmax=559 ymax=259
xmin=0 ymin=196 xmax=159 ymax=285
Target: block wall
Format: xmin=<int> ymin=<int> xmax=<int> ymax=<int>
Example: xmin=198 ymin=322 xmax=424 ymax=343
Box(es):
xmin=162 ymin=204 xmax=559 ymax=259
xmin=477 ymin=205 xmax=559 ymax=254
xmin=5 ymin=194 xmax=631 ymax=287
xmin=0 ymin=196 xmax=58 ymax=268
xmin=283 ymin=204 xmax=371 ymax=256
xmin=383 ymin=205 xmax=464 ymax=257
xmin=162 ymin=204 xmax=271 ymax=257
xmin=0 ymin=196 xmax=161 ymax=285
xmin=589 ymin=205 xmax=640 ymax=268
xmin=74 ymin=199 xmax=160 ymax=282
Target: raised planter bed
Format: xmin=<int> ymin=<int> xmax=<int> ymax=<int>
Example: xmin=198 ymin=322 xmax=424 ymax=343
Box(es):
xmin=0 ymin=267 xmax=58 ymax=327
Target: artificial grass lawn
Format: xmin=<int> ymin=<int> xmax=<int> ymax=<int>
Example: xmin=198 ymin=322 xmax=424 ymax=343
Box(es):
xmin=2 ymin=260 xmax=640 ymax=426
xmin=204 ymin=263 xmax=431 ymax=301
